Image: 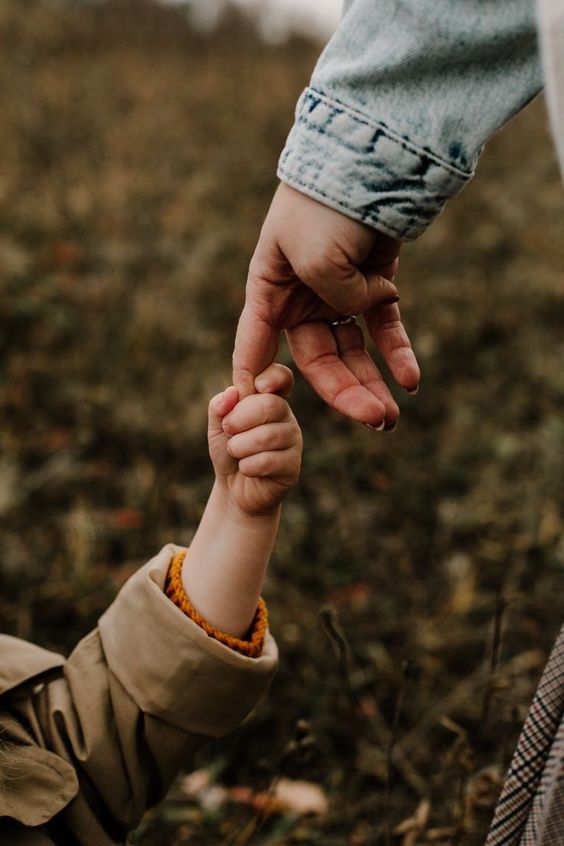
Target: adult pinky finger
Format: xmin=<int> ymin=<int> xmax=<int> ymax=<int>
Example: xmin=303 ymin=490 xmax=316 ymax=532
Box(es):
xmin=364 ymin=301 xmax=420 ymax=393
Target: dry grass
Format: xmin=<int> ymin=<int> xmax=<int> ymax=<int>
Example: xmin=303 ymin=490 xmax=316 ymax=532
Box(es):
xmin=0 ymin=2 xmax=563 ymax=844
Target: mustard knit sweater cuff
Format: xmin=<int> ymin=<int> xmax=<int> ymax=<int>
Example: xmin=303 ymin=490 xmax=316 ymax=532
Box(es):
xmin=165 ymin=550 xmax=267 ymax=658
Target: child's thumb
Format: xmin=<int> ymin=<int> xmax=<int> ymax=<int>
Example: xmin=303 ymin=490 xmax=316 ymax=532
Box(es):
xmin=254 ymin=363 xmax=294 ymax=398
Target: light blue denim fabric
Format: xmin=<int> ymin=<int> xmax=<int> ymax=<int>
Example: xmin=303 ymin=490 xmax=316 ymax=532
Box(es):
xmin=278 ymin=0 xmax=543 ymax=240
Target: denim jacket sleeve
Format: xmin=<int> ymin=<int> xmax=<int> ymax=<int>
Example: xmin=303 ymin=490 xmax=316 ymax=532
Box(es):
xmin=278 ymin=0 xmax=543 ymax=241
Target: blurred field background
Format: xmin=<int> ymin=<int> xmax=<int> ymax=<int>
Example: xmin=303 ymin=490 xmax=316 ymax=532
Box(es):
xmin=0 ymin=2 xmax=563 ymax=844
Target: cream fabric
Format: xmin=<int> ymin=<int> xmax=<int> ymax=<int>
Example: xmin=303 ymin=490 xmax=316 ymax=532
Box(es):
xmin=537 ymin=0 xmax=564 ymax=176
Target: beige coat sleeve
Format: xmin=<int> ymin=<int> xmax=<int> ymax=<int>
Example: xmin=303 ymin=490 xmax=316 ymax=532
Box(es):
xmin=0 ymin=544 xmax=278 ymax=846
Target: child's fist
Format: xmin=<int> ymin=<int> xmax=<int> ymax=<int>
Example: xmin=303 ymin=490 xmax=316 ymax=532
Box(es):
xmin=208 ymin=364 xmax=302 ymax=516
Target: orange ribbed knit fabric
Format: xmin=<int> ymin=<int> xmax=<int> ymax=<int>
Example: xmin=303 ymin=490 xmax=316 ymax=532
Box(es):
xmin=165 ymin=550 xmax=267 ymax=658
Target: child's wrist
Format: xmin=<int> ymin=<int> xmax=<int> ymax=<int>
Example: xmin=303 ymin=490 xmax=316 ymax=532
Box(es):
xmin=212 ymin=479 xmax=281 ymax=524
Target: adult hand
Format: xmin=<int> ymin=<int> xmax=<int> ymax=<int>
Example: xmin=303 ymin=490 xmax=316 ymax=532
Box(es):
xmin=233 ymin=184 xmax=420 ymax=430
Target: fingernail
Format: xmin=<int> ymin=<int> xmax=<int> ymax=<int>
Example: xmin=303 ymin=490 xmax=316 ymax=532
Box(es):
xmin=255 ymin=379 xmax=267 ymax=392
xmin=365 ymin=419 xmax=386 ymax=431
xmin=381 ymin=295 xmax=400 ymax=306
xmin=384 ymin=422 xmax=398 ymax=433
xmin=406 ymin=384 xmax=419 ymax=396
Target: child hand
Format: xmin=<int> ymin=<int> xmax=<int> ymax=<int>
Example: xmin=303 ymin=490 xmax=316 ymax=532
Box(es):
xmin=208 ymin=364 xmax=302 ymax=516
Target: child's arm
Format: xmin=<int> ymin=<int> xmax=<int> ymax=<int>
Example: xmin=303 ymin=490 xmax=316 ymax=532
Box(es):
xmin=0 ymin=365 xmax=300 ymax=842
xmin=183 ymin=362 xmax=301 ymax=638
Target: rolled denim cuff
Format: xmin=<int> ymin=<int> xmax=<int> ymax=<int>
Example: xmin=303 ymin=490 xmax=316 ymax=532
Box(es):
xmin=278 ymin=87 xmax=473 ymax=242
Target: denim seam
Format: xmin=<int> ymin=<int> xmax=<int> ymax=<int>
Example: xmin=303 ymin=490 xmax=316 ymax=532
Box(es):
xmin=303 ymin=87 xmax=474 ymax=180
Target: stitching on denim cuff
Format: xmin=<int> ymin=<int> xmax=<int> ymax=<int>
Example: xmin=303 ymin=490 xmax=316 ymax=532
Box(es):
xmin=302 ymin=87 xmax=474 ymax=180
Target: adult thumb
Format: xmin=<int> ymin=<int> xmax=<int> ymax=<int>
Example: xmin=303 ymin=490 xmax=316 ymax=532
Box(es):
xmin=301 ymin=258 xmax=399 ymax=317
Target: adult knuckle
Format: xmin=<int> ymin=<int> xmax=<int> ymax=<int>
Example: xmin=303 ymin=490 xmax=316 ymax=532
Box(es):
xmin=293 ymin=250 xmax=334 ymax=284
xmin=247 ymin=254 xmax=270 ymax=285
xmin=343 ymin=292 xmax=365 ymax=314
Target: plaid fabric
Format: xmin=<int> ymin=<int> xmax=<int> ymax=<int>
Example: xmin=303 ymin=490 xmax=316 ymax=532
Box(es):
xmin=486 ymin=625 xmax=564 ymax=846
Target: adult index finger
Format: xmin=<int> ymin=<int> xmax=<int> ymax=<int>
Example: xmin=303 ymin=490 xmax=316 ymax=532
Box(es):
xmin=232 ymin=301 xmax=280 ymax=400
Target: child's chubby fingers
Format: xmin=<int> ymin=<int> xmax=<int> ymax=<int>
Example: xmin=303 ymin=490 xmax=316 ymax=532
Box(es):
xmin=208 ymin=386 xmax=239 ymax=439
xmin=238 ymin=448 xmax=301 ymax=482
xmin=226 ymin=421 xmax=300 ymax=460
xmin=222 ymin=391 xmax=291 ymax=436
xmin=254 ymin=363 xmax=294 ymax=398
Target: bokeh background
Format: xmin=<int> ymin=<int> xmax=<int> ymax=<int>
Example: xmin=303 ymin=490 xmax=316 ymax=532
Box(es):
xmin=0 ymin=2 xmax=563 ymax=844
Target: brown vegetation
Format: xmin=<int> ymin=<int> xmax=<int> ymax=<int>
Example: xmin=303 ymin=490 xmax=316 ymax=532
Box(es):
xmin=0 ymin=2 xmax=563 ymax=843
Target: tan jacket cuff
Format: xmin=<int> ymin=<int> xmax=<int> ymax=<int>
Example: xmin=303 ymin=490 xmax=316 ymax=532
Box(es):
xmin=98 ymin=544 xmax=278 ymax=738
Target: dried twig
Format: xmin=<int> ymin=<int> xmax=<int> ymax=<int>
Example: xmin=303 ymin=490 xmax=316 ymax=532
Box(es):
xmin=481 ymin=588 xmax=507 ymax=727
xmin=320 ymin=606 xmax=426 ymax=846
xmin=227 ymin=720 xmax=318 ymax=846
